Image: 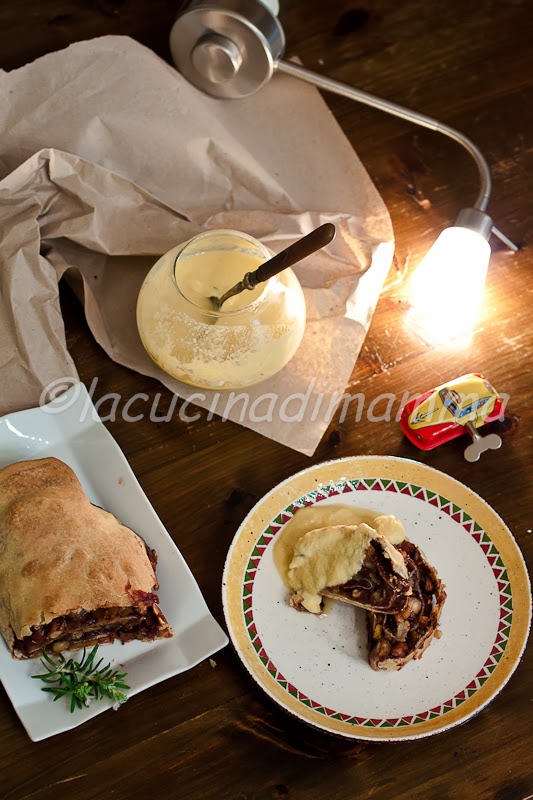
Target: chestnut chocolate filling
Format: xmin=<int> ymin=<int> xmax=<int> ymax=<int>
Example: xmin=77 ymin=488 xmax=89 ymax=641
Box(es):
xmin=320 ymin=541 xmax=411 ymax=613
xmin=367 ymin=540 xmax=446 ymax=669
xmin=15 ymin=604 xmax=169 ymax=658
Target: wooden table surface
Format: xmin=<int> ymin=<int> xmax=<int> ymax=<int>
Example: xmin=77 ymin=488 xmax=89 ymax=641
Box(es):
xmin=1 ymin=1 xmax=532 ymax=798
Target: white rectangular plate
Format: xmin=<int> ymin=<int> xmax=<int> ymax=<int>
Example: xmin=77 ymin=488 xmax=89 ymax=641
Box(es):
xmin=0 ymin=382 xmax=228 ymax=741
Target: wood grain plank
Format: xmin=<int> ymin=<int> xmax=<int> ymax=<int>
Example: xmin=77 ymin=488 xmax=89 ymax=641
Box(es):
xmin=1 ymin=0 xmax=532 ymax=797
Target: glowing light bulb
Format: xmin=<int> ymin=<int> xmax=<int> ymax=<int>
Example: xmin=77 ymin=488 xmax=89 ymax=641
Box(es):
xmin=408 ymin=225 xmax=491 ymax=346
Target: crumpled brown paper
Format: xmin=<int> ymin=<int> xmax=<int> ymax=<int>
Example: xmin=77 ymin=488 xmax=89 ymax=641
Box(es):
xmin=0 ymin=36 xmax=393 ymax=455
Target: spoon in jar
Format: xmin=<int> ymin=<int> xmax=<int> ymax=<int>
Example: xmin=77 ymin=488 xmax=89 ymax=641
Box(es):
xmin=210 ymin=222 xmax=336 ymax=311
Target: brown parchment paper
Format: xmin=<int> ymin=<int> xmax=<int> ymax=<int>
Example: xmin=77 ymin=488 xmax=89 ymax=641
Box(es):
xmin=0 ymin=36 xmax=393 ymax=455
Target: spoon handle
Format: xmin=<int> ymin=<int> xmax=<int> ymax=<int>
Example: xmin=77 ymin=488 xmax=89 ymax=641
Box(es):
xmin=245 ymin=223 xmax=336 ymax=288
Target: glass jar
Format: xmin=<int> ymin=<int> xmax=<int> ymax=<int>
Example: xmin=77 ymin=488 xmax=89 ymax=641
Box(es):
xmin=136 ymin=229 xmax=306 ymax=390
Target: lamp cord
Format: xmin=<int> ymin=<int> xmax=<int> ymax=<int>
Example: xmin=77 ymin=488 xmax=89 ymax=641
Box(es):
xmin=277 ymin=60 xmax=518 ymax=249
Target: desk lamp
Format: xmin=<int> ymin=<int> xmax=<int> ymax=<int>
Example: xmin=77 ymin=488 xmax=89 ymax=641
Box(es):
xmin=169 ymin=0 xmax=518 ymax=345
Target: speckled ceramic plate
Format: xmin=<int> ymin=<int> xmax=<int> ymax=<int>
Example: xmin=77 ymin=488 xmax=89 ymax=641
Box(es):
xmin=222 ymin=456 xmax=531 ymax=741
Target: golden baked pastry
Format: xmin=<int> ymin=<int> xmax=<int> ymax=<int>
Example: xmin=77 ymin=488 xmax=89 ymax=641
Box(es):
xmin=285 ymin=513 xmax=445 ymax=671
xmin=0 ymin=457 xmax=171 ymax=659
xmin=288 ymin=523 xmax=412 ymax=615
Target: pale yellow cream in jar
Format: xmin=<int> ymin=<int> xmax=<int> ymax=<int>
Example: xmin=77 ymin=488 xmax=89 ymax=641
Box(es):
xmin=136 ymin=230 xmax=306 ymax=390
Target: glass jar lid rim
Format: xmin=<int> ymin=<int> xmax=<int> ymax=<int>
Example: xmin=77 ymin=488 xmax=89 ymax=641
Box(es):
xmin=172 ymin=229 xmax=272 ymax=317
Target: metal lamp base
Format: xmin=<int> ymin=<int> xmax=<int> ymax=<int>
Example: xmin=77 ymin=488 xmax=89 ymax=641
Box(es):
xmin=169 ymin=0 xmax=518 ymax=250
xmin=170 ymin=0 xmax=285 ymax=98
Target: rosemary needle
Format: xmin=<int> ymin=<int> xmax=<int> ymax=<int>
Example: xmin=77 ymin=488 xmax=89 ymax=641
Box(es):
xmin=32 ymin=646 xmax=130 ymax=713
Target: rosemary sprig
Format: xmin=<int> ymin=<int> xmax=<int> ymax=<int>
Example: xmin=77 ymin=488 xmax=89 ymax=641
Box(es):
xmin=32 ymin=646 xmax=130 ymax=713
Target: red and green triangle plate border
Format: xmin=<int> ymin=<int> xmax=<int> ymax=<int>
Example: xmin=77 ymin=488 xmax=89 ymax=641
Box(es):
xmin=242 ymin=477 xmax=513 ymax=729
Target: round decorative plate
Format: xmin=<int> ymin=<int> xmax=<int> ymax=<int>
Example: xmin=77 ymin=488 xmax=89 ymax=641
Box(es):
xmin=222 ymin=456 xmax=531 ymax=741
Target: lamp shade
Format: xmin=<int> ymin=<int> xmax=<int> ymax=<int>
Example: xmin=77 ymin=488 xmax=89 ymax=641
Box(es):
xmin=408 ymin=226 xmax=491 ymax=346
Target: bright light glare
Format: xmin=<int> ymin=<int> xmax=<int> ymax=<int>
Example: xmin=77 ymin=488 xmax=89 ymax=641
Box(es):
xmin=408 ymin=226 xmax=491 ymax=346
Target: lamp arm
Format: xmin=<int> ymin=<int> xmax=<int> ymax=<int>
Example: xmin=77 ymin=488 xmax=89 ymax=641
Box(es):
xmin=277 ymin=60 xmax=491 ymax=210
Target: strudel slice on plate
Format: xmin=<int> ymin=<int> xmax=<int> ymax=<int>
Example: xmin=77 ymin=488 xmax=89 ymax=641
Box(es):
xmin=0 ymin=458 xmax=172 ymax=659
xmin=288 ymin=523 xmax=412 ymax=615
xmin=366 ymin=539 xmax=446 ymax=670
